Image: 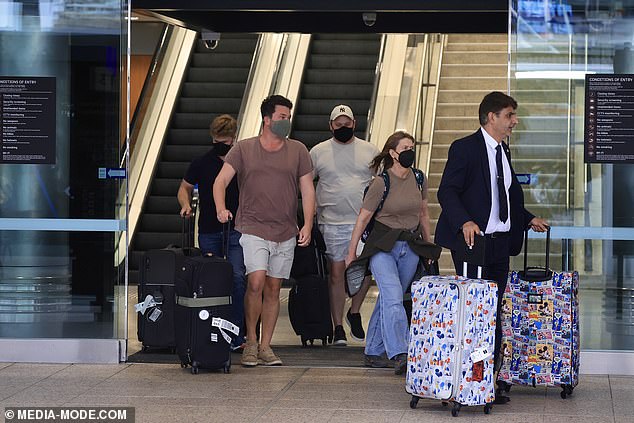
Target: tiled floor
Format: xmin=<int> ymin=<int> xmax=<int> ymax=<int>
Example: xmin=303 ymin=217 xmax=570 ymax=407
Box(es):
xmin=0 ymin=362 xmax=631 ymax=423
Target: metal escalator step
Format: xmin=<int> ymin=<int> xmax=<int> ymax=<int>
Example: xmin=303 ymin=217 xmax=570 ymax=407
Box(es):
xmin=191 ymin=53 xmax=253 ymax=68
xmin=181 ymin=82 xmax=245 ymax=98
xmin=186 ymin=67 xmax=249 ymax=83
xmin=145 ymin=196 xmax=179 ymax=214
xmin=311 ymin=39 xmax=381 ymax=55
xmin=150 ymin=178 xmax=181 ymax=197
xmin=177 ymin=98 xmax=242 ymax=114
xmin=303 ymin=69 xmax=375 ymax=85
xmin=302 ymin=84 xmax=374 ymax=100
xmin=166 ymin=129 xmax=210 ymax=146
xmin=295 ymin=99 xmax=370 ymax=116
xmin=134 ymin=232 xmax=183 ymax=252
xmin=161 ymin=145 xmax=211 ymax=163
xmin=308 ymin=54 xmax=379 ymax=70
xmin=154 ymin=162 xmax=190 ymax=179
xmin=172 ymin=113 xmax=221 ymax=130
xmin=139 ymin=214 xmax=182 ymax=233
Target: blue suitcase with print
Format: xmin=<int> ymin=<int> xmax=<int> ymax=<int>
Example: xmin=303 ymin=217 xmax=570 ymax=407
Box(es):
xmin=406 ymin=275 xmax=498 ymax=416
xmin=497 ymin=229 xmax=580 ymax=398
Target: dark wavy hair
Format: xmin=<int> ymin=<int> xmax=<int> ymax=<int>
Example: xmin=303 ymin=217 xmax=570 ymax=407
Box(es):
xmin=260 ymin=94 xmax=293 ymax=119
xmin=369 ymin=130 xmax=415 ymax=173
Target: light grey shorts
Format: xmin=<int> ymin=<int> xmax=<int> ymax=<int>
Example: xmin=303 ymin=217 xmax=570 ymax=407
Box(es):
xmin=239 ymin=233 xmax=296 ymax=279
xmin=319 ymin=223 xmax=355 ymax=262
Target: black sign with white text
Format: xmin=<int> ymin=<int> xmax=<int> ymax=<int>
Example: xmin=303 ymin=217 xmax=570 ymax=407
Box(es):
xmin=0 ymin=77 xmax=56 ymax=164
xmin=585 ymin=74 xmax=634 ymax=163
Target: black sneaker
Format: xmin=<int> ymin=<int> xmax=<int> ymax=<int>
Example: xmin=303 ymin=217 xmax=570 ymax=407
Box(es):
xmin=363 ymin=354 xmax=391 ymax=368
xmin=394 ymin=353 xmax=408 ymax=375
xmin=345 ymin=309 xmax=365 ymax=342
xmin=332 ymin=325 xmax=347 ymax=346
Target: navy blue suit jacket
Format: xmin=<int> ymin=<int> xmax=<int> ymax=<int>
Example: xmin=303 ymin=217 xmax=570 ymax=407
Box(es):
xmin=434 ymin=129 xmax=534 ymax=257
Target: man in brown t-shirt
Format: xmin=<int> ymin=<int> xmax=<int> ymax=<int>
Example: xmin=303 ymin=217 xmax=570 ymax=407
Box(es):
xmin=213 ymin=95 xmax=315 ymax=367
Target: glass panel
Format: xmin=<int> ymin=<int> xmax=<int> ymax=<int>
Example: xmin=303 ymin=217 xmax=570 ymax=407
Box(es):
xmin=510 ymin=0 xmax=634 ymax=351
xmin=0 ymin=1 xmax=127 ymax=345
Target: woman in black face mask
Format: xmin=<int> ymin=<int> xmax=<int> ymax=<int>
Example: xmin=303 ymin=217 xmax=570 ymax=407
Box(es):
xmin=344 ymin=131 xmax=441 ymax=374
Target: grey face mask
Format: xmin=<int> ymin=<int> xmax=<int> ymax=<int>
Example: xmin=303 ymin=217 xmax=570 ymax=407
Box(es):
xmin=270 ymin=119 xmax=291 ymax=138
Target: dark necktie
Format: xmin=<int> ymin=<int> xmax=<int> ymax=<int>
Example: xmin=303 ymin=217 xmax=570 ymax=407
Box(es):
xmin=496 ymin=144 xmax=508 ymax=223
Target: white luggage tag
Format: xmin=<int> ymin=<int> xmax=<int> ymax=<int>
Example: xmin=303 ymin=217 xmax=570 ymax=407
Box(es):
xmin=148 ymin=307 xmax=163 ymax=322
xmin=211 ymin=317 xmax=240 ymax=344
xmin=134 ymin=294 xmax=160 ymax=315
xmin=470 ymin=346 xmax=492 ymax=363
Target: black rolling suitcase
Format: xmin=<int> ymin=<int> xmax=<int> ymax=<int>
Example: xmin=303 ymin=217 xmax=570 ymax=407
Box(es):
xmin=174 ymin=224 xmax=238 ymax=374
xmin=136 ymin=218 xmax=201 ymax=351
xmin=288 ymin=226 xmax=333 ymax=346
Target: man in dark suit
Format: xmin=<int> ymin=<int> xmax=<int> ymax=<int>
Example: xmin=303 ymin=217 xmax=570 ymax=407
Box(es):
xmin=435 ymin=91 xmax=548 ymax=403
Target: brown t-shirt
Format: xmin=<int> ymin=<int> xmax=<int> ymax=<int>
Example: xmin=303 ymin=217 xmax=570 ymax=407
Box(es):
xmin=224 ymin=136 xmax=313 ymax=242
xmin=362 ymin=168 xmax=427 ymax=231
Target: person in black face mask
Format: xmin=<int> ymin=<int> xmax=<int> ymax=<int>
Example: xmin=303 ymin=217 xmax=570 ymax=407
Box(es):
xmin=345 ymin=131 xmax=440 ymax=374
xmin=177 ymin=114 xmax=247 ymax=351
xmin=310 ymin=105 xmax=379 ymax=348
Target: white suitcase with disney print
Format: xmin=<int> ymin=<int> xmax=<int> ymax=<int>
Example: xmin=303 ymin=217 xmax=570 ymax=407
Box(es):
xmin=406 ymin=276 xmax=498 ymax=417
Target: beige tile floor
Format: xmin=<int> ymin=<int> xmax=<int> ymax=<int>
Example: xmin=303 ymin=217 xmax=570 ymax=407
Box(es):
xmin=0 ymin=362 xmax=631 ymax=423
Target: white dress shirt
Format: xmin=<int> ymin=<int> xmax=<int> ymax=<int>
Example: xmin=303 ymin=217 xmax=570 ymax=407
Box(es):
xmin=481 ymin=127 xmax=511 ymax=234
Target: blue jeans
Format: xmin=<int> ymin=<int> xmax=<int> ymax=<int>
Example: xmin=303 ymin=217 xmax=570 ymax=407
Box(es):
xmin=198 ymin=229 xmax=246 ymax=347
xmin=366 ymin=241 xmax=419 ymax=360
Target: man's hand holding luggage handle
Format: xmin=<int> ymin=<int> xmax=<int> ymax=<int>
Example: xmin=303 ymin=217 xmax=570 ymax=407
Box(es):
xmin=217 ymin=209 xmax=233 ymax=223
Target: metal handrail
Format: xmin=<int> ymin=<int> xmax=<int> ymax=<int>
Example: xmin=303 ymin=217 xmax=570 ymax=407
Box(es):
xmin=120 ymin=24 xmax=172 ymax=168
xmin=366 ymin=34 xmax=388 ymax=142
xmin=237 ymin=33 xmax=264 ymax=126
xmin=412 ymin=34 xmax=429 ymax=149
xmin=425 ymin=34 xmax=446 ymax=178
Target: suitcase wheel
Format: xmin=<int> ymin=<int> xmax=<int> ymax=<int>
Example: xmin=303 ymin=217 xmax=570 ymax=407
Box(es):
xmin=409 ymin=396 xmax=419 ymax=409
xmin=484 ymin=403 xmax=492 ymax=414
xmin=451 ymin=402 xmax=461 ymax=417
xmin=191 ymin=366 xmax=199 ymax=375
xmin=497 ymin=380 xmax=512 ymax=393
xmin=560 ymin=385 xmax=574 ymax=399
xmin=321 ymin=337 xmax=327 ymax=346
xmin=223 ymin=364 xmax=231 ymax=374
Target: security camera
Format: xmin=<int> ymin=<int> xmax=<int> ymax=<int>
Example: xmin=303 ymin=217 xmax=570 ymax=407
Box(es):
xmin=362 ymin=12 xmax=377 ymax=27
xmin=201 ymin=31 xmax=220 ymax=50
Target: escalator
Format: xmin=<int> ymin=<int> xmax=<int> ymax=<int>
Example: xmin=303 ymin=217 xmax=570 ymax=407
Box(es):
xmin=129 ymin=33 xmax=258 ymax=283
xmin=290 ymin=34 xmax=381 ymax=149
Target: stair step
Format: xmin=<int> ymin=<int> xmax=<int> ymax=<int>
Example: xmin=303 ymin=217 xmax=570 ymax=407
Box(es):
xmin=154 ymin=162 xmax=190 ymax=179
xmin=166 ymin=129 xmax=212 ymax=145
xmin=441 ymin=64 xmax=508 ymax=77
xmin=191 ymin=53 xmax=254 ymax=68
xmin=445 ymin=42 xmax=508 ymax=52
xmin=193 ymin=38 xmax=258 ymax=54
xmin=139 ymin=214 xmax=183 ymax=232
xmin=172 ymin=113 xmax=222 ymax=130
xmin=434 ymin=116 xmax=568 ymax=131
xmin=443 ymin=51 xmax=508 ymax=65
xmin=301 ymin=84 xmax=375 ymax=100
xmin=145 ymin=196 xmax=179 ymax=214
xmin=161 ymin=145 xmax=211 ymax=163
xmin=134 ymin=232 xmax=183 ymax=252
xmin=439 ymin=76 xmax=507 ymax=91
xmin=448 ymin=34 xmax=508 ymax=44
xmin=293 ymin=114 xmax=368 ymax=133
xmin=295 ymin=99 xmax=370 ymax=116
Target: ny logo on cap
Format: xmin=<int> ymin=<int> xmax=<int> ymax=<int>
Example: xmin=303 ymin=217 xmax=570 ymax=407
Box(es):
xmin=340 ymin=107 xmax=346 ymax=112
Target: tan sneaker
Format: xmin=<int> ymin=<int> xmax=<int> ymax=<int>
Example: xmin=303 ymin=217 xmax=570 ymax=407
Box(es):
xmin=241 ymin=342 xmax=258 ymax=367
xmin=258 ymin=346 xmax=283 ymax=366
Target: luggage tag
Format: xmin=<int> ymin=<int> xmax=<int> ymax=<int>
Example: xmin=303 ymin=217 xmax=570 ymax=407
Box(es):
xmin=147 ymin=307 xmax=163 ymax=322
xmin=470 ymin=346 xmax=492 ymax=363
xmin=211 ymin=317 xmax=240 ymax=344
xmin=134 ymin=294 xmax=159 ymax=315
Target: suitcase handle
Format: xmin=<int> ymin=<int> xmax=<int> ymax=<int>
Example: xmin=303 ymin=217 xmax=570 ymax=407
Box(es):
xmin=221 ymin=220 xmax=231 ymax=260
xmin=520 ymin=226 xmax=553 ymax=282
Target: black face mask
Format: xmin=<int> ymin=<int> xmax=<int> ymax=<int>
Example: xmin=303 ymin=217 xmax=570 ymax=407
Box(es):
xmin=213 ymin=141 xmax=232 ymax=156
xmin=332 ymin=126 xmax=354 ymax=143
xmin=397 ymin=149 xmax=415 ymax=168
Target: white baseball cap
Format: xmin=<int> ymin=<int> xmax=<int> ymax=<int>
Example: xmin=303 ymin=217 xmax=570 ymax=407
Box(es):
xmin=330 ymin=105 xmax=354 ymax=121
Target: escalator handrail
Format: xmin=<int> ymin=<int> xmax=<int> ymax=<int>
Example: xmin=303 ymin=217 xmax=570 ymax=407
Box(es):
xmin=237 ymin=33 xmax=265 ymax=127
xmin=365 ymin=34 xmax=388 ymax=142
xmin=120 ymin=24 xmax=172 ymax=169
